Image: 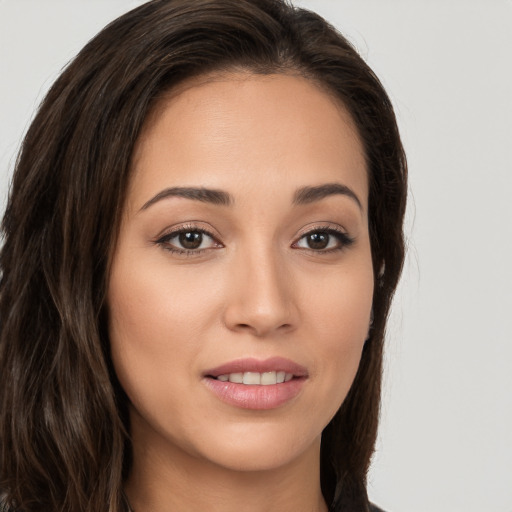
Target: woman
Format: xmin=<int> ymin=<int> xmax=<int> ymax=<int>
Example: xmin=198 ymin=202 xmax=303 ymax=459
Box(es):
xmin=0 ymin=0 xmax=406 ymax=511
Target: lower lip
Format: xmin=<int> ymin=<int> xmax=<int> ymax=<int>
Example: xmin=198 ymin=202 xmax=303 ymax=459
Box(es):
xmin=203 ymin=377 xmax=305 ymax=410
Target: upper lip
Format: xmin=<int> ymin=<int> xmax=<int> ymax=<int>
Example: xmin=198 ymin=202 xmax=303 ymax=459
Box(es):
xmin=204 ymin=357 xmax=308 ymax=378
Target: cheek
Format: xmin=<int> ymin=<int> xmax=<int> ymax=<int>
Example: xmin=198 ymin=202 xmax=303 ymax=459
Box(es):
xmin=304 ymin=255 xmax=373 ymax=343
xmin=108 ymin=249 xmax=219 ymax=345
xmin=107 ymin=254 xmax=174 ymax=406
xmin=301 ymin=256 xmax=373 ymax=411
xmin=106 ymin=249 xmax=224 ymax=404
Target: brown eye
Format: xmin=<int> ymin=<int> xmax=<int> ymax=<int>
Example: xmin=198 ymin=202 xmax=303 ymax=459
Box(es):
xmin=157 ymin=228 xmax=220 ymax=253
xmin=179 ymin=231 xmax=203 ymax=249
xmin=294 ymin=228 xmax=354 ymax=252
xmin=305 ymin=232 xmax=330 ymax=250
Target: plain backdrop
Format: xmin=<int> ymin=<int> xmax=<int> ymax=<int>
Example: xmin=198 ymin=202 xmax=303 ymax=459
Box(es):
xmin=1 ymin=1 xmax=511 ymax=511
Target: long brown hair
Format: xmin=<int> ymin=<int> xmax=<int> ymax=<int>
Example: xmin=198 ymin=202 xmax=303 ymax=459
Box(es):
xmin=0 ymin=1 xmax=407 ymax=510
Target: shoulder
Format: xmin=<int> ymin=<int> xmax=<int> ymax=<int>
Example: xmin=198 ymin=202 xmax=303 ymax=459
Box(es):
xmin=369 ymin=504 xmax=387 ymax=512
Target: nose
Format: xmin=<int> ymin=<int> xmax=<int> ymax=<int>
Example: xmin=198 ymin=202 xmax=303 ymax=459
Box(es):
xmin=222 ymin=246 xmax=298 ymax=338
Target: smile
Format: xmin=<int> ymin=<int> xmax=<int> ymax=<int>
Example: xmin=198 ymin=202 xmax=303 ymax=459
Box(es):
xmin=203 ymin=357 xmax=307 ymax=409
xmin=215 ymin=371 xmax=294 ymax=385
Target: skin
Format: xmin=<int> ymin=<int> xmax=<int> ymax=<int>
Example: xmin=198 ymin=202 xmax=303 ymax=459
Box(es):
xmin=108 ymin=72 xmax=373 ymax=512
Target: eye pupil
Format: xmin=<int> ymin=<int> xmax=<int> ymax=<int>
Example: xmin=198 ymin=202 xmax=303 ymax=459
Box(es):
xmin=179 ymin=231 xmax=202 ymax=249
xmin=307 ymin=232 xmax=329 ymax=250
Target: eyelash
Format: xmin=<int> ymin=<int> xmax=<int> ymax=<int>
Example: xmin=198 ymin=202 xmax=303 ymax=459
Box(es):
xmin=293 ymin=225 xmax=355 ymax=254
xmin=155 ymin=224 xmax=220 ymax=256
xmin=154 ymin=224 xmax=355 ymax=257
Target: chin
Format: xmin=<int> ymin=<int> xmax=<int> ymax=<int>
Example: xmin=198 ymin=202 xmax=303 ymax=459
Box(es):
xmin=198 ymin=434 xmax=321 ymax=473
xmin=176 ymin=417 xmax=325 ymax=474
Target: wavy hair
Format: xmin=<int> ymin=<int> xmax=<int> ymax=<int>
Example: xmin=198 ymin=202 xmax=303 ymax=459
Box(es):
xmin=0 ymin=1 xmax=407 ymax=510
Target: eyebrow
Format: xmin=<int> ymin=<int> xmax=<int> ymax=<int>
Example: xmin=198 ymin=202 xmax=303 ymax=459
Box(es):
xmin=293 ymin=183 xmax=363 ymax=210
xmin=140 ymin=182 xmax=362 ymax=211
xmin=140 ymin=186 xmax=232 ymax=210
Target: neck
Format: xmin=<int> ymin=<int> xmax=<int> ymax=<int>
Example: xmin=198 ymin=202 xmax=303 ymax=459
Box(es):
xmin=125 ymin=417 xmax=328 ymax=512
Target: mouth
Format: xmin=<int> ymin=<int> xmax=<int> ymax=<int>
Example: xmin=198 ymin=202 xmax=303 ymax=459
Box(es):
xmin=204 ymin=356 xmax=308 ymax=383
xmin=202 ymin=357 xmax=308 ymax=410
xmin=209 ymin=371 xmax=295 ymax=385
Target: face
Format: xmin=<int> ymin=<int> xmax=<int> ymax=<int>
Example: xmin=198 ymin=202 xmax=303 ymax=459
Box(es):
xmin=108 ymin=72 xmax=373 ymax=475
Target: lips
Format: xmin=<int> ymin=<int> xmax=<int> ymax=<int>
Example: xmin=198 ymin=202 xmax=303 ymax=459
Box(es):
xmin=202 ymin=357 xmax=308 ymax=410
xmin=204 ymin=356 xmax=308 ymax=379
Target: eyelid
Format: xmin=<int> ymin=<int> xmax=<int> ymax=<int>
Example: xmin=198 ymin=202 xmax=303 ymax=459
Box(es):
xmin=292 ymin=224 xmax=355 ymax=252
xmin=154 ymin=222 xmax=223 ymax=255
xmin=153 ymin=221 xmax=354 ymax=256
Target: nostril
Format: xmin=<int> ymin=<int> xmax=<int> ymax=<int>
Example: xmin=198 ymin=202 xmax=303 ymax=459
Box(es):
xmin=233 ymin=322 xmax=294 ymax=335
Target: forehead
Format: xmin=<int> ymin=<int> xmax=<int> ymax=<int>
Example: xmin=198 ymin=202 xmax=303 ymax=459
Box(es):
xmin=129 ymin=72 xmax=368 ymax=213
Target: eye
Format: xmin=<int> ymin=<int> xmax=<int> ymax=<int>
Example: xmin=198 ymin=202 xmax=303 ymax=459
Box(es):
xmin=155 ymin=226 xmax=221 ymax=254
xmin=294 ymin=228 xmax=354 ymax=252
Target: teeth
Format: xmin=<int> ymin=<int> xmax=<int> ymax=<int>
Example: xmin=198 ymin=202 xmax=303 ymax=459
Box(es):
xmin=260 ymin=371 xmax=276 ymax=385
xmin=243 ymin=372 xmax=261 ymax=385
xmin=216 ymin=371 xmax=294 ymax=385
xmin=228 ymin=373 xmax=243 ymax=383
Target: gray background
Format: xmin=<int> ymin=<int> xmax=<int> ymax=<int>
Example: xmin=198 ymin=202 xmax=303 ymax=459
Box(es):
xmin=1 ymin=1 xmax=511 ymax=511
